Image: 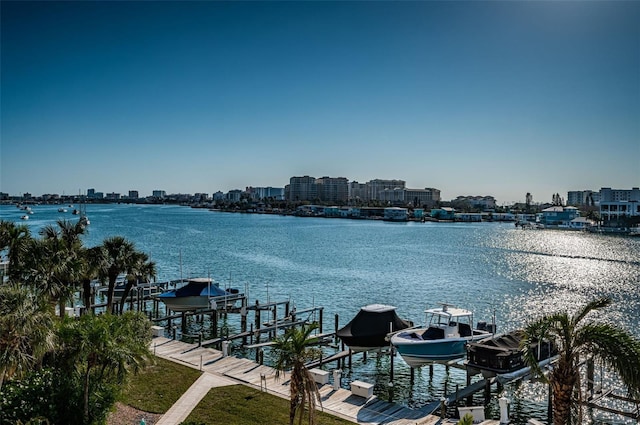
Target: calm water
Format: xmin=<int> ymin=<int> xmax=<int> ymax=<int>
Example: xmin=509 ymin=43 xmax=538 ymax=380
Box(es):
xmin=3 ymin=203 xmax=639 ymax=424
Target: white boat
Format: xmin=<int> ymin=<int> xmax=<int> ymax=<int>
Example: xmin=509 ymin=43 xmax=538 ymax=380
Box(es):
xmin=157 ymin=277 xmax=244 ymax=312
xmin=390 ymin=303 xmax=494 ymax=367
xmin=20 ymin=214 xmax=29 ymax=220
xmin=58 ymin=207 xmax=67 ymax=213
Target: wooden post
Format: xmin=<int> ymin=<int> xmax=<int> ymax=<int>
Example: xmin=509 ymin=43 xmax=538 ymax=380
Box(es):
xmin=466 ymin=371 xmax=473 ymax=406
xmin=410 ymin=367 xmax=414 ymax=385
xmin=212 ymin=312 xmax=218 ymax=338
xmin=334 ymin=314 xmax=339 ymax=343
xmin=389 ymin=349 xmax=394 ymax=383
xmin=348 ymin=349 xmax=352 ymax=369
xmin=285 ymin=300 xmax=289 ymax=317
xmin=319 ymin=308 xmax=324 ymax=333
xmin=429 ymin=364 xmax=434 ymax=376
xmin=587 ymin=357 xmax=595 ymax=397
xmin=547 ymin=382 xmax=553 ymax=424
xmin=363 ymin=351 xmax=367 ymax=362
xmin=484 ymin=379 xmax=491 ymax=403
xmin=181 ymin=312 xmax=187 ymax=333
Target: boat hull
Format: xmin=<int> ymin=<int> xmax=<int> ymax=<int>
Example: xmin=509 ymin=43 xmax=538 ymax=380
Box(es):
xmin=159 ymin=293 xmax=243 ymax=312
xmin=392 ymin=331 xmax=491 ymax=367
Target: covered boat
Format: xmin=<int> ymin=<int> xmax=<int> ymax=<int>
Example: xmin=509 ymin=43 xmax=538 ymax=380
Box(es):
xmin=337 ymin=304 xmax=413 ymax=352
xmin=390 ymin=303 xmax=494 ymax=367
xmin=158 ymin=277 xmax=243 ymax=312
xmin=466 ymin=329 xmax=557 ymax=378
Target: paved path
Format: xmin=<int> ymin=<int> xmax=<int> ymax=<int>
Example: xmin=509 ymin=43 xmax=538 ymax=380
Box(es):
xmin=150 ymin=337 xmax=499 ymax=425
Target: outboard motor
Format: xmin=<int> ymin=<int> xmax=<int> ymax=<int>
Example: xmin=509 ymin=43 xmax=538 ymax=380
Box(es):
xmin=477 ymin=321 xmax=487 ymax=331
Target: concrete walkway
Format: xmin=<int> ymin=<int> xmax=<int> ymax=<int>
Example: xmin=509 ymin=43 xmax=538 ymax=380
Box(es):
xmin=150 ymin=337 xmax=499 ymax=425
xmin=155 ymin=373 xmax=238 ymax=425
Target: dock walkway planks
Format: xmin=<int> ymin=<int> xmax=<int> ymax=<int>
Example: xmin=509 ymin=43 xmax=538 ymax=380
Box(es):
xmin=150 ymin=336 xmax=499 ymax=425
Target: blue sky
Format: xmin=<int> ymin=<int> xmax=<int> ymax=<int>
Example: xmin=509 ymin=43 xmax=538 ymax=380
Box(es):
xmin=1 ymin=1 xmax=638 ymax=204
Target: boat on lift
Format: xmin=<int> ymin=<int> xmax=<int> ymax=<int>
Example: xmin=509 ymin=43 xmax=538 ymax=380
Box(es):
xmin=391 ymin=303 xmax=494 ymax=367
xmin=157 ymin=277 xmax=244 ymax=312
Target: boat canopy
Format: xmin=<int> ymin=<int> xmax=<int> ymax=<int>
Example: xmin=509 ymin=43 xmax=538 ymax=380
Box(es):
xmin=425 ymin=306 xmax=473 ymax=319
xmin=337 ymin=304 xmax=413 ymax=342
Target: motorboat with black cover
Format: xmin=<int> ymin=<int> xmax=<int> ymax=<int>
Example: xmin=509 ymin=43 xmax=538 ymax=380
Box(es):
xmin=337 ymin=304 xmax=413 ymax=352
xmin=466 ymin=329 xmax=557 ymax=378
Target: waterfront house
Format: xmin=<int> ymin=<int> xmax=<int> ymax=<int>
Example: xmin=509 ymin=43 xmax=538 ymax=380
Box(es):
xmin=539 ymin=206 xmax=580 ymax=227
xmin=431 ymin=207 xmax=455 ymax=220
xmin=568 ymin=217 xmax=596 ymax=230
xmin=384 ymin=207 xmax=408 ymax=221
xmin=455 ymin=212 xmax=482 ymax=222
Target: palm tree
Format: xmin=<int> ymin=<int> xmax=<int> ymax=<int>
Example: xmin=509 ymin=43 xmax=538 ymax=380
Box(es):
xmin=0 ymin=283 xmax=56 ymax=390
xmin=0 ymin=220 xmax=32 ymax=283
xmin=99 ymin=236 xmax=142 ymax=313
xmin=79 ymin=246 xmax=107 ymax=315
xmin=272 ymin=323 xmax=322 ymax=425
xmin=36 ymin=220 xmax=87 ymax=317
xmin=56 ymin=311 xmax=152 ymax=423
xmin=522 ymin=298 xmax=640 ymax=425
xmin=118 ymin=251 xmax=157 ymax=313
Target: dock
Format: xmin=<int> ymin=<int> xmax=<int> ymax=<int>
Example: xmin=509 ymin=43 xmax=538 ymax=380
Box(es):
xmin=151 ymin=337 xmax=500 ymax=425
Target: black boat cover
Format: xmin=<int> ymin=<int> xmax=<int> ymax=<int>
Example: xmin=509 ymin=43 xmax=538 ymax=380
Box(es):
xmin=337 ymin=304 xmax=413 ymax=349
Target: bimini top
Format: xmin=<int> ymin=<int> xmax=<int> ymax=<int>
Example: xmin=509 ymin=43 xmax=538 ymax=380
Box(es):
xmin=361 ymin=304 xmax=397 ymax=313
xmin=425 ymin=304 xmax=473 ymax=319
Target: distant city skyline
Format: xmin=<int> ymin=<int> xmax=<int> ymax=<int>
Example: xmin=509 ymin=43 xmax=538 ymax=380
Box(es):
xmin=2 ymin=1 xmax=638 ymax=205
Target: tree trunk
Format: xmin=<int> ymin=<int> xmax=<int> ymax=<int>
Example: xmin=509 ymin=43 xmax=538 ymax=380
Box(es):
xmin=551 ymin=362 xmax=578 ymax=425
xmin=118 ymin=279 xmax=136 ymax=313
xmin=289 ymin=367 xmax=301 ymax=425
xmin=83 ymin=368 xmax=91 ymax=424
xmin=106 ymin=275 xmax=117 ymax=313
xmin=82 ymin=279 xmax=92 ymax=315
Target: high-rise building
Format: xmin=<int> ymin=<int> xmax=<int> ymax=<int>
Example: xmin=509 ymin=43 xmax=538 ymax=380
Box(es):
xmin=367 ymin=179 xmax=405 ymax=201
xmin=406 ymin=188 xmax=441 ymax=207
xmin=287 ymin=176 xmax=317 ymax=202
xmin=567 ymin=190 xmax=599 ymax=206
xmin=316 ymin=177 xmax=349 ymax=203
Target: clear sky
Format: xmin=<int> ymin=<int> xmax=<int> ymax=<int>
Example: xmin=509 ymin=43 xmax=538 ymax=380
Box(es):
xmin=1 ymin=1 xmax=638 ymax=204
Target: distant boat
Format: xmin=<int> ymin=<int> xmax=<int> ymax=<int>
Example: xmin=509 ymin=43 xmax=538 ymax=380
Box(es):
xmin=390 ymin=303 xmax=494 ymax=367
xmin=20 ymin=214 xmax=29 ymax=220
xmin=58 ymin=207 xmax=67 ymax=213
xmin=157 ymin=277 xmax=244 ymax=312
xmin=337 ymin=304 xmax=413 ymax=352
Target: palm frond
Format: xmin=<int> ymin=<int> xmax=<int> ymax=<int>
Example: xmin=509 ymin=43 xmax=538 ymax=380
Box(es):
xmin=575 ymin=324 xmax=640 ymax=398
xmin=571 ymin=298 xmax=611 ymax=327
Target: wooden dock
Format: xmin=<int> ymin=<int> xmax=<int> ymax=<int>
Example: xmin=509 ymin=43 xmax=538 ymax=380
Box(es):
xmin=151 ymin=337 xmax=500 ymax=425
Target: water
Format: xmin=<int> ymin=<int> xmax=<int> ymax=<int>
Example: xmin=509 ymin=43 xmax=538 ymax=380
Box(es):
xmin=2 ymin=203 xmax=639 ymax=424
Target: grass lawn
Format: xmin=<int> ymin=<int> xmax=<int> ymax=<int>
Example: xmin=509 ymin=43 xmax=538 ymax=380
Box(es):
xmin=123 ymin=357 xmax=202 ymax=413
xmin=184 ymin=385 xmax=354 ymax=425
xmin=122 ymin=356 xmax=353 ymax=424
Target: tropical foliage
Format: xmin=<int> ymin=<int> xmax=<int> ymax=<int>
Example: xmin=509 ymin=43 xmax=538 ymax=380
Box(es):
xmin=0 ymin=219 xmax=155 ymax=424
xmin=272 ymin=323 xmax=322 ymax=425
xmin=522 ymin=297 xmax=640 ymax=425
